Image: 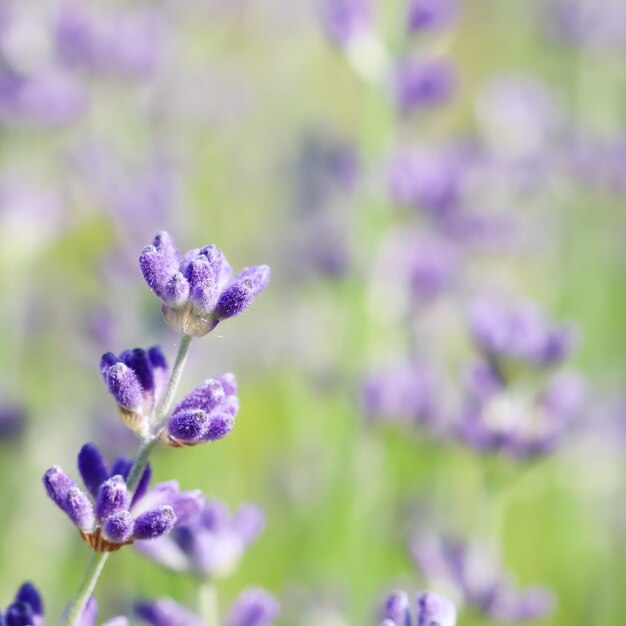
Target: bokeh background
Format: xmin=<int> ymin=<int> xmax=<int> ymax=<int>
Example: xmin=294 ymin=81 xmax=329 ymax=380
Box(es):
xmin=0 ymin=0 xmax=625 ymax=624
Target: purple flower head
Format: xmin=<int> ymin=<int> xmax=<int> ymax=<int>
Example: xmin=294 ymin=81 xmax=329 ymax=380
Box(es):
xmin=412 ymin=534 xmax=555 ymax=622
xmin=42 ymin=443 xmax=203 ymax=552
xmin=164 ymin=374 xmax=239 ymax=446
xmin=140 ymin=232 xmax=269 ymax=337
xmin=362 ymin=361 xmax=437 ymax=424
xmin=226 ymin=588 xmax=279 ymax=626
xmin=388 ymin=147 xmax=463 ymax=217
xmin=407 ymin=0 xmax=458 ymax=34
xmin=100 ymin=345 xmax=168 ymax=436
xmin=468 ymin=296 xmax=576 ymax=367
xmin=135 ymin=499 xmax=264 ymax=578
xmin=135 ymin=598 xmax=204 ymax=626
xmin=1 ymin=583 xmax=44 ymax=626
xmin=318 ymin=0 xmax=372 ymax=48
xmin=393 ymin=59 xmax=456 ymax=115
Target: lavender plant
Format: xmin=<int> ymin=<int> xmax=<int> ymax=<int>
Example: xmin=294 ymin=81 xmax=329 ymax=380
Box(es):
xmin=40 ymin=231 xmax=271 ymax=625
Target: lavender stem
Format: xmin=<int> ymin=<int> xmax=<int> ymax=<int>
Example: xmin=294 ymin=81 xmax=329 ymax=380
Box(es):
xmin=199 ymin=580 xmax=220 ymax=626
xmin=65 ymin=552 xmax=109 ymax=626
xmin=63 ymin=334 xmax=193 ymax=624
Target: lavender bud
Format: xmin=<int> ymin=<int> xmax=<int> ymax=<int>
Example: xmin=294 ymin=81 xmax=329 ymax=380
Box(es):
xmin=163 ymin=272 xmax=190 ymax=309
xmin=227 ymin=588 xmax=280 ymax=626
xmin=14 ymin=583 xmax=43 ymax=620
xmin=65 ymin=487 xmax=96 ymax=531
xmin=217 ymin=373 xmax=238 ymax=396
xmin=43 ymin=466 xmax=75 ymax=508
xmin=100 ymin=352 xmax=120 ymax=376
xmin=232 ymin=504 xmax=265 ymax=545
xmin=190 ymin=281 xmax=219 ymax=315
xmin=139 ymin=245 xmax=172 ymax=298
xmin=102 ymin=511 xmax=135 ymax=543
xmin=96 ymin=476 xmax=131 ymax=520
xmin=134 ymin=506 xmax=176 ymax=540
xmin=152 ymin=231 xmax=179 ymax=273
xmin=204 ymin=413 xmax=235 ymax=441
xmin=200 ymin=244 xmax=232 ymax=290
xmin=135 ymin=599 xmax=204 ymax=626
xmin=78 ymin=443 xmax=110 ymax=499
xmin=168 ymin=410 xmax=210 ymax=442
xmin=235 ymin=265 xmax=271 ymax=296
xmin=185 ymin=255 xmax=214 ymax=289
xmin=121 ymin=349 xmax=155 ymax=395
xmin=416 ymin=592 xmax=456 ymax=626
xmin=407 ymin=0 xmax=457 ymax=34
xmin=5 ymin=602 xmax=34 ymax=626
xmin=214 ymin=278 xmax=255 ymax=320
xmin=174 ymin=379 xmax=225 ymax=415
xmin=394 ymin=59 xmax=456 ymax=115
xmin=384 ymin=591 xmax=411 ymax=626
xmin=104 ymin=363 xmax=143 ymax=411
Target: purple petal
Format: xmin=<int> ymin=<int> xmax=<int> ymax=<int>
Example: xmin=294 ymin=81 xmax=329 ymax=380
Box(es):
xmin=133 ymin=506 xmax=176 ymax=540
xmin=14 ymin=583 xmax=43 ymax=619
xmin=65 ymin=486 xmax=96 ymax=531
xmin=5 ymin=602 xmax=34 ymax=626
xmin=232 ymin=504 xmax=265 ymax=545
xmin=152 ymin=231 xmax=179 ymax=272
xmin=162 ymin=272 xmax=190 ymax=308
xmin=173 ymin=379 xmax=225 ymax=415
xmin=78 ymin=443 xmax=110 ymax=498
xmin=43 ymin=466 xmax=76 ymax=508
xmin=96 ymin=476 xmax=131 ymax=520
xmin=199 ymin=245 xmax=232 ymax=290
xmin=214 ymin=278 xmax=255 ymax=320
xmin=76 ymin=597 xmax=98 ymax=626
xmin=217 ymin=373 xmax=238 ymax=396
xmin=235 ymin=265 xmax=270 ymax=296
xmin=135 ymin=598 xmax=204 ymax=626
xmin=104 ymin=363 xmax=143 ymax=411
xmin=131 ymin=464 xmax=153 ymax=508
xmin=384 ymin=591 xmax=410 ymax=626
xmin=227 ymin=588 xmax=279 ymax=626
xmin=203 ymin=413 xmax=235 ymax=441
xmin=168 ymin=409 xmax=210 ymax=442
xmin=139 ymin=245 xmax=173 ymax=298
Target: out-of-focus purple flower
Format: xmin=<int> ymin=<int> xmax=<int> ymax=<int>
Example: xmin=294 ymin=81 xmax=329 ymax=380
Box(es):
xmin=135 ymin=598 xmax=204 ymax=626
xmin=468 ymin=296 xmax=576 ymax=367
xmin=412 ymin=534 xmax=555 ymax=622
xmin=100 ymin=346 xmax=168 ymax=436
xmin=55 ymin=4 xmax=166 ymax=79
xmin=380 ymin=590 xmax=456 ymax=626
xmin=407 ymin=0 xmax=458 ymax=34
xmin=43 ymin=443 xmax=202 ymax=552
xmin=0 ymin=582 xmax=44 ymax=626
xmin=318 ymin=0 xmax=372 ymax=48
xmin=0 ymin=404 xmax=26 ymax=441
xmin=388 ymin=147 xmax=463 ymax=217
xmin=140 ymin=231 xmax=270 ymax=337
xmin=459 ymin=362 xmax=586 ymax=459
xmin=164 ymin=374 xmax=239 ymax=446
xmin=362 ymin=361 xmax=437 ymax=424
xmin=226 ymin=588 xmax=280 ymax=626
xmin=135 ymin=499 xmax=264 ymax=578
xmin=393 ymin=59 xmax=456 ymax=115
xmin=77 ymin=597 xmax=129 ymax=626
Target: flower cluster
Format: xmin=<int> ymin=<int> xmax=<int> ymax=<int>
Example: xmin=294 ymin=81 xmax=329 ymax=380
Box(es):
xmin=43 ymin=443 xmax=201 ymax=552
xmin=380 ymin=590 xmax=456 ymax=626
xmin=139 ymin=231 xmax=270 ymax=337
xmin=137 ymin=499 xmax=264 ymax=578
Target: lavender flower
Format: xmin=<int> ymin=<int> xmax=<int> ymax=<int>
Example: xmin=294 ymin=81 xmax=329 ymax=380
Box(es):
xmin=139 ymin=232 xmax=269 ymax=337
xmin=412 ymin=534 xmax=555 ymax=621
xmin=164 ymin=374 xmax=239 ymax=446
xmin=468 ymin=296 xmax=576 ymax=367
xmin=406 ymin=0 xmax=458 ymax=34
xmin=43 ymin=443 xmax=202 ymax=552
xmin=135 ymin=499 xmax=264 ymax=578
xmin=393 ymin=59 xmax=456 ymax=115
xmin=0 ymin=582 xmax=44 ymax=626
xmin=135 ymin=598 xmax=204 ymax=626
xmin=100 ymin=346 xmax=168 ymax=436
xmin=381 ymin=590 xmax=456 ymax=626
xmin=318 ymin=0 xmax=372 ymax=48
xmin=226 ymin=588 xmax=280 ymax=626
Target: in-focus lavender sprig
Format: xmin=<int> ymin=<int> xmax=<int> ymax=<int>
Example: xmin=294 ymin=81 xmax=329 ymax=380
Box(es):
xmin=139 ymin=231 xmax=270 ymax=337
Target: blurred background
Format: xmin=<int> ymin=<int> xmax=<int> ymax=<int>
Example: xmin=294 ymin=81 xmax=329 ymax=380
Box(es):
xmin=0 ymin=0 xmax=625 ymax=624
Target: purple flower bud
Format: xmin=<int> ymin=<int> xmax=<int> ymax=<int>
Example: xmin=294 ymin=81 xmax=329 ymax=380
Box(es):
xmin=163 ymin=272 xmax=190 ymax=309
xmin=43 ymin=466 xmax=75 ymax=508
xmin=185 ymin=256 xmax=214 ymax=290
xmin=394 ymin=59 xmax=456 ymax=115
xmin=235 ymin=265 xmax=271 ymax=296
xmin=173 ymin=379 xmax=225 ymax=415
xmin=319 ymin=0 xmax=372 ymax=48
xmin=65 ymin=486 xmax=96 ymax=532
xmin=102 ymin=511 xmax=135 ymax=543
xmin=96 ymin=476 xmax=130 ymax=520
xmin=218 ymin=373 xmax=238 ymax=396
xmin=140 ymin=245 xmax=173 ymax=298
xmin=78 ymin=443 xmax=110 ymax=499
xmin=134 ymin=506 xmax=176 ymax=540
xmin=215 ymin=278 xmax=255 ymax=320
xmin=152 ymin=231 xmax=179 ymax=272
xmin=384 ymin=591 xmax=410 ymax=626
xmin=226 ymin=588 xmax=280 ymax=626
xmin=120 ymin=349 xmax=155 ymax=394
xmin=416 ymin=592 xmax=457 ymax=626
xmin=199 ymin=245 xmax=232 ymax=290
xmin=407 ymin=0 xmax=458 ymax=34
xmin=232 ymin=504 xmax=265 ymax=545
xmin=111 ymin=458 xmax=133 ymax=480
xmin=204 ymin=413 xmax=235 ymax=441
xmin=5 ymin=602 xmax=34 ymax=626
xmin=168 ymin=410 xmax=210 ymax=442
xmin=104 ymin=363 xmax=143 ymax=411
xmin=135 ymin=599 xmax=204 ymax=626
xmin=190 ymin=281 xmax=219 ymax=315
xmin=14 ymin=583 xmax=43 ymax=621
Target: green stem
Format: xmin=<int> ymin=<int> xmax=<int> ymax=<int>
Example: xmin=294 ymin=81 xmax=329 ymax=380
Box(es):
xmin=198 ymin=580 xmax=220 ymax=626
xmin=63 ymin=334 xmax=193 ymax=624
xmin=65 ymin=553 xmax=110 ymax=626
